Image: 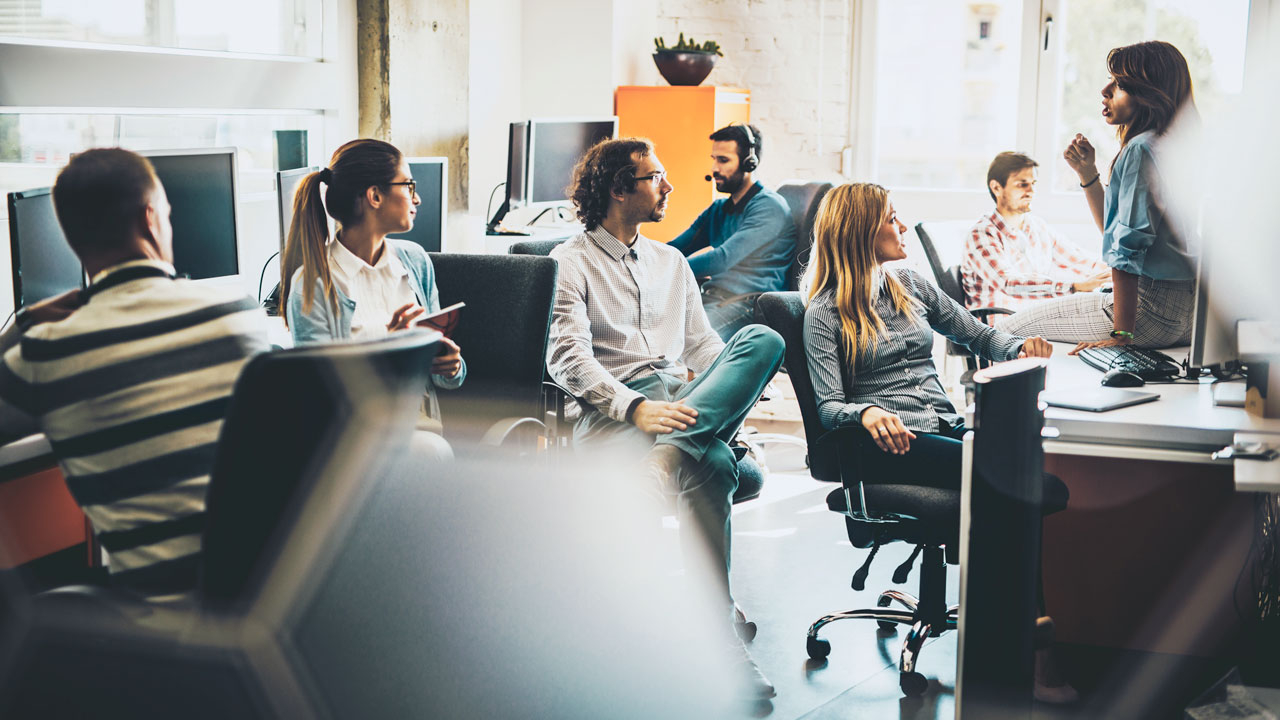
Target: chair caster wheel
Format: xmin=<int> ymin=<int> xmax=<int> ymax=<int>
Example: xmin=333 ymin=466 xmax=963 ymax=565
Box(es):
xmin=900 ymin=671 xmax=928 ymax=697
xmin=806 ymin=635 xmax=831 ymax=660
xmin=876 ymin=595 xmax=897 ymax=631
xmin=735 ymin=620 xmax=757 ymax=643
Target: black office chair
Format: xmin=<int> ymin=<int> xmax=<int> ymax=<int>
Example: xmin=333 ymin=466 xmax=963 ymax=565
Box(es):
xmin=507 ymin=238 xmax=567 ymax=256
xmin=429 ymin=253 xmax=557 ymax=456
xmin=201 ymin=330 xmax=442 ymax=613
xmin=754 ymin=292 xmax=1067 ymax=696
xmin=914 ymin=222 xmax=1013 ymax=371
xmin=776 ymin=181 xmax=834 ymax=292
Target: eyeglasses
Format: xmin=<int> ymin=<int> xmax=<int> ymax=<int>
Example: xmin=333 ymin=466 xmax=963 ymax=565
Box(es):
xmin=633 ymin=171 xmax=667 ymax=186
xmin=387 ymin=180 xmax=418 ymax=197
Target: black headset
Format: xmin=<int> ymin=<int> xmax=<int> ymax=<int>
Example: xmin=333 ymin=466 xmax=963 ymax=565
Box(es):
xmin=736 ymin=122 xmax=759 ymax=173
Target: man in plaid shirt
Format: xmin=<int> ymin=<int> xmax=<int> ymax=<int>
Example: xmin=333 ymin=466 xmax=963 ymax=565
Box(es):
xmin=961 ymin=152 xmax=1110 ymax=312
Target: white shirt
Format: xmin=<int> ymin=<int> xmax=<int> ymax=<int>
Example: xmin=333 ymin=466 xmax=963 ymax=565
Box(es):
xmin=327 ymin=238 xmax=420 ymax=338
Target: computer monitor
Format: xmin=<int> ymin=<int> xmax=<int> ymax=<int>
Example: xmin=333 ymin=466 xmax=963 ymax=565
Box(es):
xmin=7 ymin=187 xmax=84 ymax=308
xmin=142 ymin=148 xmax=240 ymax=280
xmin=486 ymin=118 xmax=616 ymax=233
xmin=1190 ymin=248 xmax=1239 ymax=370
xmin=277 ymin=166 xmax=319 ymax=249
xmin=526 ymin=117 xmax=618 ymax=206
xmin=387 ymin=157 xmax=448 ymax=253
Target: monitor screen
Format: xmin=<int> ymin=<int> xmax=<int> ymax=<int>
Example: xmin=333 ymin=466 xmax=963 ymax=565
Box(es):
xmin=7 ymin=187 xmax=83 ymax=308
xmin=143 ymin=149 xmax=239 ymax=280
xmin=527 ymin=118 xmax=617 ymax=205
xmin=277 ymin=166 xmax=319 ymax=250
xmin=387 ymin=158 xmax=447 ymax=253
xmin=1190 ymin=250 xmax=1236 ymax=368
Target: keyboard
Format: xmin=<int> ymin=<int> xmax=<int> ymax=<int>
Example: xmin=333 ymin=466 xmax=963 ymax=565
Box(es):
xmin=1077 ymin=346 xmax=1182 ymax=381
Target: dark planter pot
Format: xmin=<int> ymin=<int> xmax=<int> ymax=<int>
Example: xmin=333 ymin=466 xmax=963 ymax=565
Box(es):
xmin=652 ymin=51 xmax=717 ymax=86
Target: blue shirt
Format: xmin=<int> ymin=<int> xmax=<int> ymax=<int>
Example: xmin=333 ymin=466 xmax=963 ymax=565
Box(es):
xmin=1102 ymin=131 xmax=1196 ymax=281
xmin=669 ymin=181 xmax=797 ymax=296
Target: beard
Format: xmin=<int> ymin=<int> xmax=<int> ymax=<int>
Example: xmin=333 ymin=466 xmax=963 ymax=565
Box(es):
xmin=715 ymin=171 xmax=747 ymax=195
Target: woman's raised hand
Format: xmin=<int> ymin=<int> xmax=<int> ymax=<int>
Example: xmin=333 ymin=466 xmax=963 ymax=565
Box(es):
xmin=386 ymin=303 xmax=427 ymax=332
xmin=1063 ymin=133 xmax=1098 ymax=180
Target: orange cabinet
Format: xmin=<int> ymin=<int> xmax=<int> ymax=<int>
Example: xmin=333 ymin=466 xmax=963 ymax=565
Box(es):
xmin=615 ymin=86 xmax=750 ymax=243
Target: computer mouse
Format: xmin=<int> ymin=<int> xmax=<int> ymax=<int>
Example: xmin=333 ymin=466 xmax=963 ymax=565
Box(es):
xmin=1101 ymin=369 xmax=1146 ymax=387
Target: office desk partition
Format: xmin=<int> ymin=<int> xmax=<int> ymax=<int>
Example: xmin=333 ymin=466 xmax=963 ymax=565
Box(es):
xmin=1035 ymin=343 xmax=1279 ymax=657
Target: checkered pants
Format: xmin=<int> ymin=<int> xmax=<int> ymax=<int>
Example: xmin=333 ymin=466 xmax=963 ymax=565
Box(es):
xmin=996 ymin=277 xmax=1195 ymax=348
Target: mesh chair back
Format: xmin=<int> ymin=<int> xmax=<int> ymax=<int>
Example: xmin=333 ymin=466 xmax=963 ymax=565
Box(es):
xmin=507 ymin=238 xmax=567 ymax=256
xmin=914 ymin=222 xmax=966 ymax=305
xmin=201 ymin=331 xmax=441 ymax=612
xmin=776 ymin=182 xmax=833 ymax=291
xmin=754 ymin=291 xmax=840 ymax=482
xmin=429 ymin=253 xmax=558 ymax=452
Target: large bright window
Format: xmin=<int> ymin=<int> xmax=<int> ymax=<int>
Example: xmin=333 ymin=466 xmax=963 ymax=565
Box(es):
xmin=0 ymin=0 xmax=324 ymax=57
xmin=854 ymin=0 xmax=1264 ymax=222
xmin=0 ymin=1 xmax=355 ymax=317
xmin=873 ymin=0 xmax=1025 ymax=190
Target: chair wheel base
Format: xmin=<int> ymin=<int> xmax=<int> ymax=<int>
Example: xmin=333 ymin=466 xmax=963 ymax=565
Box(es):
xmin=876 ymin=595 xmax=897 ymax=631
xmin=806 ymin=636 xmax=831 ymax=660
xmin=900 ymin=671 xmax=928 ymax=697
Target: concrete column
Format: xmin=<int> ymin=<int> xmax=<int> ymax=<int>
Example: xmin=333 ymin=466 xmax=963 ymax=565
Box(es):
xmin=358 ymin=0 xmax=470 ymax=219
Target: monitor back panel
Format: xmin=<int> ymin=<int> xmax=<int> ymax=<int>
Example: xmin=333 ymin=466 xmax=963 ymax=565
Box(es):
xmin=8 ymin=188 xmax=83 ymax=308
xmin=146 ymin=151 xmax=239 ymax=280
xmin=387 ymin=159 xmax=447 ymax=253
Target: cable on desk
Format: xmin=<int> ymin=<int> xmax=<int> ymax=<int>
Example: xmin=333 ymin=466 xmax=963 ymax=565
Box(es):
xmin=258 ymin=251 xmax=281 ymax=303
xmin=485 ymin=182 xmax=505 ymax=224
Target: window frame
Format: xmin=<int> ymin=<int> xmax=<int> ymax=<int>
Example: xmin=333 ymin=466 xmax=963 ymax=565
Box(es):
xmin=846 ymin=0 xmax=1277 ymax=225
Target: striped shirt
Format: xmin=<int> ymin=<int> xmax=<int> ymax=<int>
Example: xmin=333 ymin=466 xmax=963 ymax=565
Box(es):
xmin=548 ymin=226 xmax=724 ymax=422
xmin=961 ymin=210 xmax=1107 ymax=311
xmin=0 ymin=260 xmax=270 ymax=599
xmin=804 ymin=268 xmax=1025 ymax=433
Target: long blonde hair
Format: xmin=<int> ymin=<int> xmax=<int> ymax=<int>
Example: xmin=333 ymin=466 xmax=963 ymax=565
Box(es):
xmin=804 ymin=183 xmax=919 ymax=362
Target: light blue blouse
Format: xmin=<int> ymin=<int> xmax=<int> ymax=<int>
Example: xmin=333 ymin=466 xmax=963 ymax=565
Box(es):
xmin=1102 ymin=131 xmax=1197 ymax=281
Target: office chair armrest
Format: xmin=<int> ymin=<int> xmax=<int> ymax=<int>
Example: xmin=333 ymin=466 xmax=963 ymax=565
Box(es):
xmin=970 ymin=307 xmax=1014 ymax=321
xmin=481 ymin=416 xmax=547 ymax=449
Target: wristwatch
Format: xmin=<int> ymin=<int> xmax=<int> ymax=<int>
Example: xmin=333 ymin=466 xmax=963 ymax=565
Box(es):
xmin=1110 ymin=329 xmax=1134 ymax=340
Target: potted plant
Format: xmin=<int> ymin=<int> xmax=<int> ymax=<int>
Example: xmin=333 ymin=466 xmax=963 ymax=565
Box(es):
xmin=653 ymin=33 xmax=723 ymax=86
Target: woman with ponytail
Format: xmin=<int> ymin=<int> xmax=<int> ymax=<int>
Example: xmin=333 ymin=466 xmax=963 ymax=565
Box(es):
xmin=999 ymin=40 xmax=1200 ymax=351
xmin=282 ymin=138 xmax=465 ymax=436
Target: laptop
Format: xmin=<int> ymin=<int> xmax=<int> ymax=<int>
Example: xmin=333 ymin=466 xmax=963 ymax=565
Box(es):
xmin=1041 ymin=387 xmax=1160 ymax=413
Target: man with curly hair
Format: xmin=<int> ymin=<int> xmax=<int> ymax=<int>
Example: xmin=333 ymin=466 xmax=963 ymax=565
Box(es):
xmin=547 ymin=137 xmax=785 ymax=701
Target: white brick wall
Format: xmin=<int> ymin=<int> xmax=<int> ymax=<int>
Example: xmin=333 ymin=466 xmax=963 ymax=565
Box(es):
xmin=653 ymin=0 xmax=853 ymax=184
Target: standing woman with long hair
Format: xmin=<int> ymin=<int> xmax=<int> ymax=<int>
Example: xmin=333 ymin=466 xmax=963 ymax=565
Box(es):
xmin=998 ymin=41 xmax=1199 ymax=352
xmin=282 ymin=138 xmax=465 ymax=437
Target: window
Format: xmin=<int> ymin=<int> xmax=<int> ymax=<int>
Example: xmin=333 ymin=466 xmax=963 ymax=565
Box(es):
xmin=871 ymin=0 xmax=1025 ymax=191
xmin=0 ymin=0 xmax=324 ymax=57
xmin=852 ymin=0 xmax=1263 ymax=219
xmin=0 ymin=0 xmax=355 ymax=317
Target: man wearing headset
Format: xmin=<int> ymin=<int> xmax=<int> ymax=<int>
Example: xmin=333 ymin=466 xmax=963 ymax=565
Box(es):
xmin=669 ymin=124 xmax=797 ymax=341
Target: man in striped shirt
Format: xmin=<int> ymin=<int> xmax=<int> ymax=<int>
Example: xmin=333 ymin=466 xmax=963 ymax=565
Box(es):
xmin=0 ymin=149 xmax=270 ymax=603
xmin=961 ymin=151 xmax=1110 ymax=312
xmin=548 ymin=138 xmax=785 ymax=700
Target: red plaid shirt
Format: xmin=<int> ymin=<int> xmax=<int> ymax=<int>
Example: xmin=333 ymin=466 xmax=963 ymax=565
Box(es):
xmin=960 ymin=210 xmax=1108 ymax=311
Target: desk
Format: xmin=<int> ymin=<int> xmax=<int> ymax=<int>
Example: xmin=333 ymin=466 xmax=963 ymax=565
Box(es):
xmin=1036 ymin=343 xmax=1280 ymax=657
xmin=0 ymin=434 xmax=90 ymax=570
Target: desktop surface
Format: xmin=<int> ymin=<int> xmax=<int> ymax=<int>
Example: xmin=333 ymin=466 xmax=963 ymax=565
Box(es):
xmin=1042 ymin=343 xmax=1280 ymax=458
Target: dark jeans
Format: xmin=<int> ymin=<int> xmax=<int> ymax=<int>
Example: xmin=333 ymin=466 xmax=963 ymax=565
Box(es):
xmin=574 ymin=325 xmax=785 ymax=604
xmin=854 ymin=420 xmax=968 ymax=491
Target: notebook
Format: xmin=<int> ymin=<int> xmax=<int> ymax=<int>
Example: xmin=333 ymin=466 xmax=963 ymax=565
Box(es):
xmin=1041 ymin=387 xmax=1160 ymax=412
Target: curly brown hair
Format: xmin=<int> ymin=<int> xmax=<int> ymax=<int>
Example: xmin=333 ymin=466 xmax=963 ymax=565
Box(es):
xmin=568 ymin=137 xmax=654 ymax=231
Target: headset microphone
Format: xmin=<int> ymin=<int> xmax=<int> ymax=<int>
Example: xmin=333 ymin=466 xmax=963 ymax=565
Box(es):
xmin=705 ymin=175 xmax=713 ymax=181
